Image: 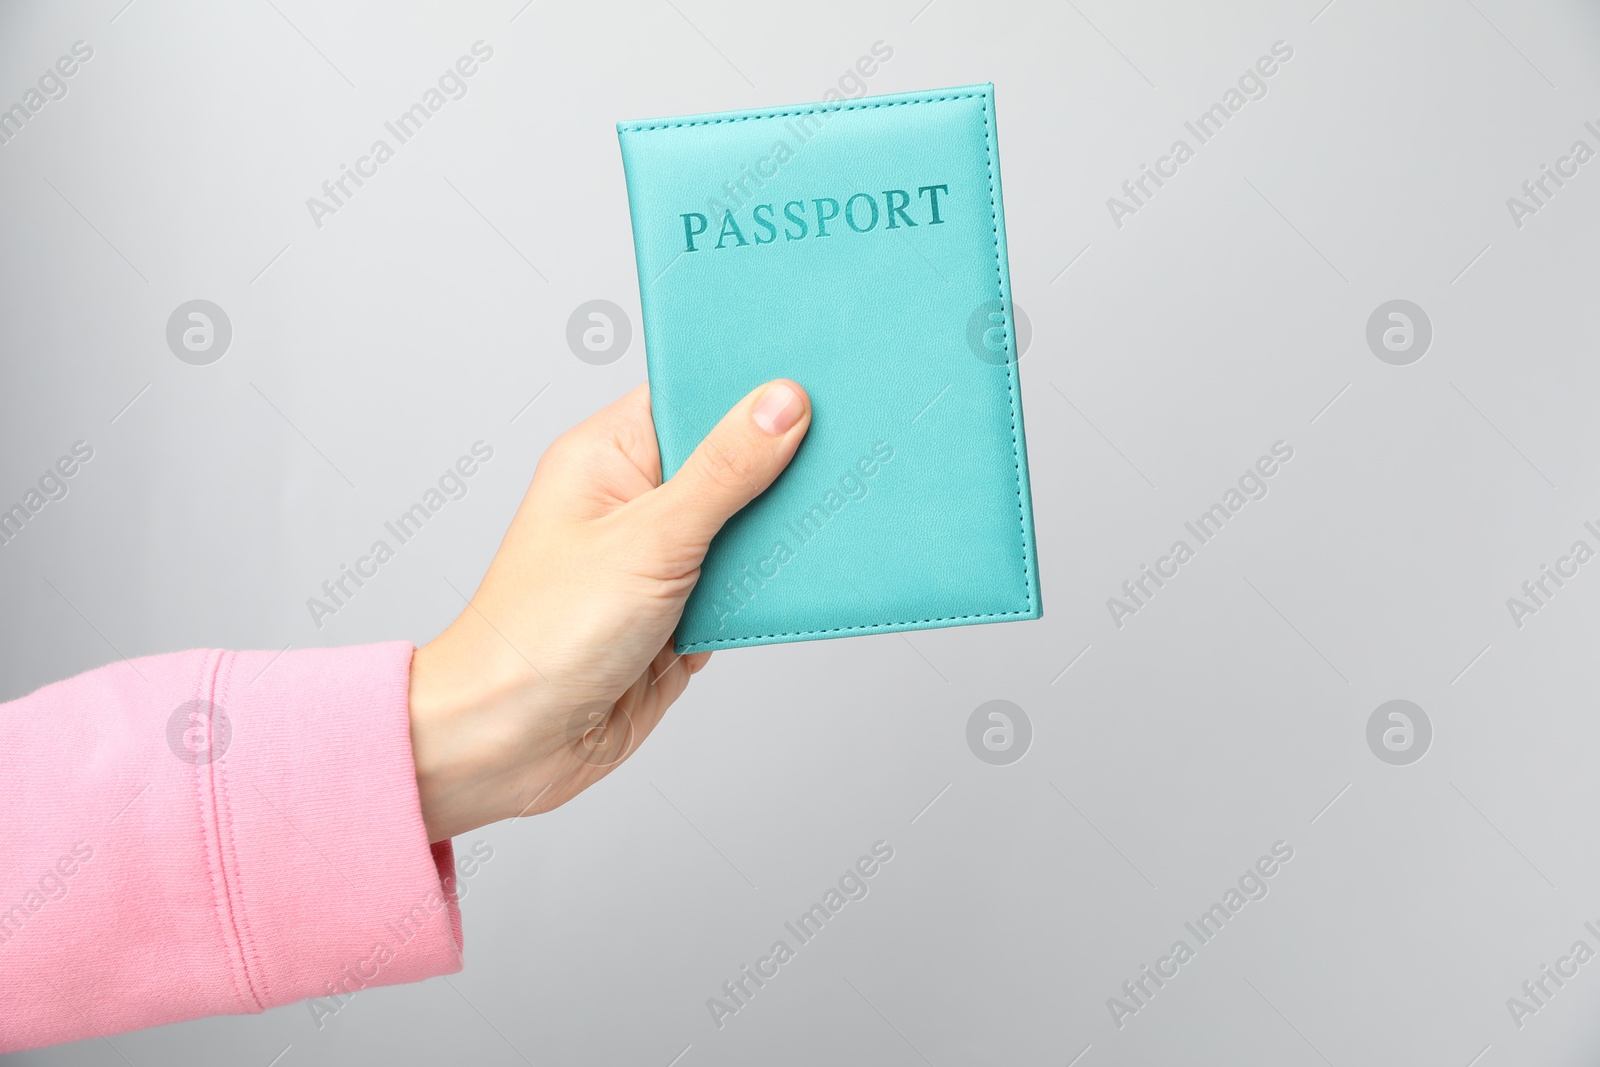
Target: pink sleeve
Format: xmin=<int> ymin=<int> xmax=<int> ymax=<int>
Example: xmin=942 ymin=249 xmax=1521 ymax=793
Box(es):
xmin=0 ymin=641 xmax=464 ymax=1054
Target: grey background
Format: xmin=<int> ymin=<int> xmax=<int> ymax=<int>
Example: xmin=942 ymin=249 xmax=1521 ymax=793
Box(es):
xmin=3 ymin=0 xmax=1599 ymax=1063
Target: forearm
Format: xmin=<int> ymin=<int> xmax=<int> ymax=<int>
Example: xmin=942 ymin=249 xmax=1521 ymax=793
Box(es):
xmin=0 ymin=643 xmax=462 ymax=1054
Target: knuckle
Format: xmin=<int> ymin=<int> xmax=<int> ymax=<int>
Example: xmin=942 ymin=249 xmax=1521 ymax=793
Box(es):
xmin=690 ymin=440 xmax=754 ymax=496
xmin=537 ymin=430 xmax=578 ymax=468
xmin=535 ymin=426 xmax=593 ymax=477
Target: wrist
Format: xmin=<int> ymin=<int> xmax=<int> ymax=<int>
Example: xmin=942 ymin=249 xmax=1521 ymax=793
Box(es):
xmin=408 ymin=624 xmax=547 ymax=842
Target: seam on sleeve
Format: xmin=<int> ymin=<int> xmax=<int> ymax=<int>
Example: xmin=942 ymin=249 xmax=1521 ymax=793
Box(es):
xmin=193 ymin=649 xmax=255 ymax=1012
xmin=212 ymin=651 xmax=269 ymax=1008
xmin=196 ymin=652 xmax=265 ymax=1011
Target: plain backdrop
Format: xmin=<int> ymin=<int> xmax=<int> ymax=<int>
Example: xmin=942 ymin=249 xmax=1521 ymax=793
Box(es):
xmin=5 ymin=0 xmax=1600 ymax=1064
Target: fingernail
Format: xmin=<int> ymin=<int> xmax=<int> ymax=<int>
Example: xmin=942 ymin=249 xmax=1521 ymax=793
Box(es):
xmin=752 ymin=381 xmax=804 ymax=435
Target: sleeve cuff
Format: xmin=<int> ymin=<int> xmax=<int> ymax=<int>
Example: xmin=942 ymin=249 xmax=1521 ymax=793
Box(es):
xmin=204 ymin=641 xmax=464 ymax=1012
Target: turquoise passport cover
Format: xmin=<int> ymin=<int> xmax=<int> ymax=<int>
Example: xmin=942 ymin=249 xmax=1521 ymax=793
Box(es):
xmin=617 ymin=83 xmax=1041 ymax=652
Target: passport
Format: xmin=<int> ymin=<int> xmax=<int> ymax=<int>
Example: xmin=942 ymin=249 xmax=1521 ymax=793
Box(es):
xmin=616 ymin=83 xmax=1041 ymax=652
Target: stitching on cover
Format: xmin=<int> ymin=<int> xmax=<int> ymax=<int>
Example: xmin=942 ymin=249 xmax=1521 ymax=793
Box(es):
xmin=629 ymin=88 xmax=1038 ymax=644
xmin=679 ymin=608 xmax=1037 ymax=652
xmin=977 ymin=96 xmax=1037 ymax=616
xmin=618 ymin=92 xmax=988 ymax=132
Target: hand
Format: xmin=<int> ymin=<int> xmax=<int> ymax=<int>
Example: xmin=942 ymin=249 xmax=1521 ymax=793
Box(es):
xmin=406 ymin=379 xmax=811 ymax=842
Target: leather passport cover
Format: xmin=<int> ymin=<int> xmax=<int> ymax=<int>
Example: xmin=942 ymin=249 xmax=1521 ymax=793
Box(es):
xmin=616 ymin=83 xmax=1041 ymax=652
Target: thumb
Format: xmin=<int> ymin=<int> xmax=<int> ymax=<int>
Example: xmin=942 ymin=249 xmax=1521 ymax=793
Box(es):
xmin=645 ymin=379 xmax=810 ymax=553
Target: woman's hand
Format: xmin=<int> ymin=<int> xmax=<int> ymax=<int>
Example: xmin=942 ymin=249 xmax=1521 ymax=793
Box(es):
xmin=406 ymin=379 xmax=810 ymax=842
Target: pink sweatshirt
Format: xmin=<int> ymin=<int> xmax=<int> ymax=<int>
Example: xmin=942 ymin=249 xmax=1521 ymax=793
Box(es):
xmin=0 ymin=641 xmax=464 ymax=1054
